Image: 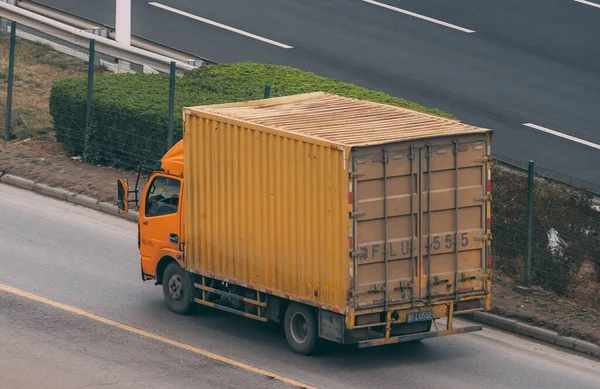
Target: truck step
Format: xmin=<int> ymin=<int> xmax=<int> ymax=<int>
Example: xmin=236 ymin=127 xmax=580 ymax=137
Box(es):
xmin=193 ymin=298 xmax=268 ymax=322
xmin=193 ymin=283 xmax=267 ymax=307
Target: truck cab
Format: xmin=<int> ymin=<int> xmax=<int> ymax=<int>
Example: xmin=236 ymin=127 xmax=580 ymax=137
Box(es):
xmin=117 ymin=140 xmax=192 ymax=313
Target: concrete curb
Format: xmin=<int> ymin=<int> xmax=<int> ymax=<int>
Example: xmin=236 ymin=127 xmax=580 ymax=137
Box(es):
xmin=0 ymin=173 xmax=139 ymax=222
xmin=469 ymin=312 xmax=599 ymax=359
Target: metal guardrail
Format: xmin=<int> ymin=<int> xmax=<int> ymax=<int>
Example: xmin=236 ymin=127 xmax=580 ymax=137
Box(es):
xmin=0 ymin=0 xmax=217 ymax=74
xmin=16 ymin=0 xmax=217 ymax=67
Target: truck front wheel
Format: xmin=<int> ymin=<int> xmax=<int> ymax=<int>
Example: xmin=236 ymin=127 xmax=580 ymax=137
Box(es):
xmin=284 ymin=303 xmax=322 ymax=355
xmin=162 ymin=261 xmax=194 ymax=315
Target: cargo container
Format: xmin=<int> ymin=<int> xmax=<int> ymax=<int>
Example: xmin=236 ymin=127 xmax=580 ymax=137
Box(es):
xmin=117 ymin=92 xmax=493 ymax=355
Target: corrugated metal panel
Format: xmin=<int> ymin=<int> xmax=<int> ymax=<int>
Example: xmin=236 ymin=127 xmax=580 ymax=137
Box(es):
xmin=352 ymin=133 xmax=491 ymax=310
xmin=183 ymin=113 xmax=350 ymax=311
xmin=186 ymin=92 xmax=491 ymax=148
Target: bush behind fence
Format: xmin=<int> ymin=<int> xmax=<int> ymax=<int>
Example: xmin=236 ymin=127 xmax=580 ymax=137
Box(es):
xmin=492 ymin=161 xmax=600 ymax=296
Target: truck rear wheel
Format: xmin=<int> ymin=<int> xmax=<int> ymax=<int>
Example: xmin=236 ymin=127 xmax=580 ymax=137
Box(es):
xmin=284 ymin=303 xmax=322 ymax=355
xmin=162 ymin=261 xmax=194 ymax=315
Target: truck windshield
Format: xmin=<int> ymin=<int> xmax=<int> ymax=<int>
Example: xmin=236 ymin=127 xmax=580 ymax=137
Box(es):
xmin=145 ymin=176 xmax=181 ymax=217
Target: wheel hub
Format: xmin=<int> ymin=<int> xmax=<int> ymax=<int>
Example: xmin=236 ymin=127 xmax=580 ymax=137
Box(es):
xmin=290 ymin=312 xmax=308 ymax=344
xmin=168 ymin=274 xmax=183 ymax=300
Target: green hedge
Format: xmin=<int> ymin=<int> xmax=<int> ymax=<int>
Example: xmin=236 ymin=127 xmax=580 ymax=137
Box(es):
xmin=49 ymin=62 xmax=452 ymax=168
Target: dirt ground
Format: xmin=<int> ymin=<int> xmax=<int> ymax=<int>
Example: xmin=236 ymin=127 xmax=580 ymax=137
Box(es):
xmin=491 ymin=272 xmax=599 ymax=345
xmin=0 ymin=138 xmax=144 ymax=204
xmin=1 ymin=36 xmax=599 ymax=347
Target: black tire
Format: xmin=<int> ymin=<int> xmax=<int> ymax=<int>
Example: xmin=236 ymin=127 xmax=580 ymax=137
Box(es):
xmin=284 ymin=303 xmax=322 ymax=355
xmin=162 ymin=261 xmax=194 ymax=315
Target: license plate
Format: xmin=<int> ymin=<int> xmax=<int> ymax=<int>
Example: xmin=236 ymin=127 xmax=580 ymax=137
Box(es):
xmin=406 ymin=310 xmax=434 ymax=323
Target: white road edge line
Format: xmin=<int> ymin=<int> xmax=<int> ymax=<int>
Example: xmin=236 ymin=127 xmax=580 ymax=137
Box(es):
xmin=148 ymin=2 xmax=293 ymax=49
xmin=523 ymin=123 xmax=600 ymax=151
xmin=361 ymin=0 xmax=475 ymax=34
xmin=574 ymin=0 xmax=600 ymax=9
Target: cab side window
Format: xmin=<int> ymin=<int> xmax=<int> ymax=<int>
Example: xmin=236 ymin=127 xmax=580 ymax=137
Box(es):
xmin=145 ymin=176 xmax=181 ymax=217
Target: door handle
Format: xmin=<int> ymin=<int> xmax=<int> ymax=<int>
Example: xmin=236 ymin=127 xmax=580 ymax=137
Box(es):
xmin=169 ymin=233 xmax=179 ymax=244
xmin=142 ymin=221 xmax=148 ymax=225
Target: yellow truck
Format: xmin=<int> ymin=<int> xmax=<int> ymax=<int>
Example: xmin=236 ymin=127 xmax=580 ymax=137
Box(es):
xmin=117 ymin=92 xmax=493 ymax=355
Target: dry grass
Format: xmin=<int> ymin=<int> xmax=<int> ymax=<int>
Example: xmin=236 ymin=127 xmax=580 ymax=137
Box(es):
xmin=0 ymin=36 xmax=136 ymax=203
xmin=0 ymin=35 xmax=108 ymax=139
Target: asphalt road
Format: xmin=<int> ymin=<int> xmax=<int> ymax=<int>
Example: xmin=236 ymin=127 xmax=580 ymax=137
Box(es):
xmin=31 ymin=0 xmax=600 ymax=184
xmin=0 ymin=290 xmax=290 ymax=389
xmin=1 ymin=183 xmax=600 ymax=388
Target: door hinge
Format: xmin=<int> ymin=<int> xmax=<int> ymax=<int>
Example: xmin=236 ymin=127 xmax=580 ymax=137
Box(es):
xmin=475 ymin=234 xmax=492 ymax=242
xmin=474 ymin=195 xmax=492 ymax=202
xmin=352 ymin=249 xmax=368 ymax=259
xmin=350 ymin=210 xmax=366 ymax=218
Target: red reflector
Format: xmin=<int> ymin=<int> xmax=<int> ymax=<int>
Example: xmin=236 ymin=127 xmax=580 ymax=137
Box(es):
xmin=349 ymin=237 xmax=354 ymax=249
xmin=333 ymin=307 xmax=340 ymax=313
xmin=487 ymin=254 xmax=492 ymax=267
xmin=487 ymin=218 xmax=491 ymax=230
xmin=348 ymin=192 xmax=353 ymax=204
xmin=487 ymin=180 xmax=492 ymax=193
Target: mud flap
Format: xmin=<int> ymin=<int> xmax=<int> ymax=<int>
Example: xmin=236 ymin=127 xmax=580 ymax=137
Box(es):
xmin=318 ymin=310 xmax=345 ymax=343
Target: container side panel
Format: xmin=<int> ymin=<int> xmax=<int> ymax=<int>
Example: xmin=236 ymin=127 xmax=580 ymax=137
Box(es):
xmin=184 ymin=115 xmax=349 ymax=309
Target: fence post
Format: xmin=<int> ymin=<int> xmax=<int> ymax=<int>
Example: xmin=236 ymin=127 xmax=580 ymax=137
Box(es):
xmin=525 ymin=160 xmax=535 ymax=287
xmin=84 ymin=39 xmax=96 ymax=163
xmin=4 ymin=20 xmax=16 ymax=141
xmin=264 ymin=84 xmax=271 ymax=99
xmin=167 ymin=61 xmax=175 ymax=149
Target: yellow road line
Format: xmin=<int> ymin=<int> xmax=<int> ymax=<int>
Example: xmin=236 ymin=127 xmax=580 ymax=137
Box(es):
xmin=0 ymin=283 xmax=316 ymax=389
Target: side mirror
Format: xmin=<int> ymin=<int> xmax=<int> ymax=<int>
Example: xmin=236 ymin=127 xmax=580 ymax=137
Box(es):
xmin=117 ymin=178 xmax=130 ymax=214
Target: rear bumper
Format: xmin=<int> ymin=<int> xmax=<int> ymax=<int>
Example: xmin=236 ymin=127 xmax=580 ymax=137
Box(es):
xmin=357 ymin=324 xmax=483 ymax=348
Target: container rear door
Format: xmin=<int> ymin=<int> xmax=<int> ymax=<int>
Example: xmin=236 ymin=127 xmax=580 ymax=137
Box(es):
xmin=353 ymin=139 xmax=489 ymax=310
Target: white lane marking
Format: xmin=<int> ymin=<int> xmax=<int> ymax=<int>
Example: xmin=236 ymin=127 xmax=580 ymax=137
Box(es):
xmin=574 ymin=0 xmax=600 ymax=9
xmin=523 ymin=123 xmax=600 ymax=151
xmin=361 ymin=0 xmax=475 ymax=33
xmin=148 ymin=2 xmax=293 ymax=49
